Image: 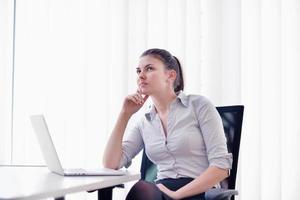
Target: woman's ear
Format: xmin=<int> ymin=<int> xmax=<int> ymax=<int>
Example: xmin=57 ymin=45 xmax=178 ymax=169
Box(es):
xmin=168 ymin=70 xmax=177 ymax=82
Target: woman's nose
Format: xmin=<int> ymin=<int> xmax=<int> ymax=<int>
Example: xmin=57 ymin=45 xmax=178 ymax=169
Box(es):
xmin=138 ymin=71 xmax=146 ymax=79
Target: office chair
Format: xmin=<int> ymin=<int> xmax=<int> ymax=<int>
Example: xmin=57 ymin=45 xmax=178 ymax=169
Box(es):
xmin=92 ymin=105 xmax=244 ymax=200
xmin=140 ymin=105 xmax=244 ymax=200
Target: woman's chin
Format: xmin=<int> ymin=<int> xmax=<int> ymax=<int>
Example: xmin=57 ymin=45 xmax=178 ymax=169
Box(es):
xmin=139 ymin=88 xmax=149 ymax=96
xmin=141 ymin=91 xmax=149 ymax=96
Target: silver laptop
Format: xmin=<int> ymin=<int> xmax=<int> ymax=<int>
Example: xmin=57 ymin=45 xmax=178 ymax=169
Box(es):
xmin=30 ymin=115 xmax=125 ymax=176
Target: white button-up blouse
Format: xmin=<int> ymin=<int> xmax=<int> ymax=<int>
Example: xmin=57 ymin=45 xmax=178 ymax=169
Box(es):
xmin=118 ymin=92 xmax=232 ymax=181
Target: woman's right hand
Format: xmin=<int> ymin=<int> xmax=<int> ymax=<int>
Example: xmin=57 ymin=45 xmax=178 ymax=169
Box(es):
xmin=121 ymin=90 xmax=149 ymax=116
xmin=103 ymin=90 xmax=148 ymax=169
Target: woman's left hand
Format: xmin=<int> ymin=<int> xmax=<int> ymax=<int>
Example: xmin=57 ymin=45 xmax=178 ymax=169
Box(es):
xmin=156 ymin=183 xmax=180 ymax=200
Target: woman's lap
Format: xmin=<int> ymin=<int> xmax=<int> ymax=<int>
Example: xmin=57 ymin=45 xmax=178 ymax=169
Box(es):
xmin=126 ymin=178 xmax=205 ymax=200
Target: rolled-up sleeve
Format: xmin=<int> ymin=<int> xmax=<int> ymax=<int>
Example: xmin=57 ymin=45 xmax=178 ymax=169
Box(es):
xmin=196 ymin=98 xmax=233 ymax=170
xmin=118 ymin=122 xmax=144 ymax=169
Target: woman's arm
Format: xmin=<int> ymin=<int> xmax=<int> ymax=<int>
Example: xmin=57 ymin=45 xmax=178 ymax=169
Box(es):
xmin=102 ymin=91 xmax=148 ymax=169
xmin=157 ymin=98 xmax=231 ymax=199
xmin=102 ymin=111 xmax=131 ymax=169
xmin=157 ymin=166 xmax=229 ymax=199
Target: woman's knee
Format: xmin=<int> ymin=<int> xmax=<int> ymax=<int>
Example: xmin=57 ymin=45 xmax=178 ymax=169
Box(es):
xmin=126 ymin=180 xmax=162 ymax=200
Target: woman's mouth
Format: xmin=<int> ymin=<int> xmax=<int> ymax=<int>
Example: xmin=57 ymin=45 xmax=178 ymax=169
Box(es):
xmin=139 ymin=82 xmax=148 ymax=87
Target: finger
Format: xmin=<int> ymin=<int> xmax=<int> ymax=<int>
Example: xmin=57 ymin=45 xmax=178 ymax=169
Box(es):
xmin=137 ymin=89 xmax=147 ymax=97
xmin=143 ymin=95 xmax=149 ymax=101
xmin=136 ymin=92 xmax=144 ymax=102
xmin=136 ymin=90 xmax=144 ymax=99
xmin=137 ymin=88 xmax=142 ymax=94
xmin=137 ymin=89 xmax=148 ymax=101
xmin=128 ymin=96 xmax=140 ymax=105
xmin=132 ymin=95 xmax=143 ymax=105
xmin=136 ymin=89 xmax=143 ymax=97
xmin=134 ymin=92 xmax=145 ymax=104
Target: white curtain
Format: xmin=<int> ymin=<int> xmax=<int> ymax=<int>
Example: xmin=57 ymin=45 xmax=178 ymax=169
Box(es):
xmin=240 ymin=0 xmax=300 ymax=199
xmin=0 ymin=0 xmax=14 ymax=165
xmin=1 ymin=0 xmax=300 ymax=199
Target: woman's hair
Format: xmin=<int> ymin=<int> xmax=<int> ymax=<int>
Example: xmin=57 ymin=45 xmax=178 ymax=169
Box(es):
xmin=140 ymin=48 xmax=184 ymax=93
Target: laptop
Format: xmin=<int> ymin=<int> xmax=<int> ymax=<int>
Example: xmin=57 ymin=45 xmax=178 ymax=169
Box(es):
xmin=30 ymin=115 xmax=125 ymax=176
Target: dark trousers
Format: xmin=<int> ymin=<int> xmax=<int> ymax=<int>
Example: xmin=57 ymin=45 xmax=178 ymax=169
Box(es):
xmin=126 ymin=178 xmax=205 ymax=200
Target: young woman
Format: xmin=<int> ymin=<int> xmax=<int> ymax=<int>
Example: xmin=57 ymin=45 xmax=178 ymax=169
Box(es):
xmin=103 ymin=48 xmax=232 ymax=200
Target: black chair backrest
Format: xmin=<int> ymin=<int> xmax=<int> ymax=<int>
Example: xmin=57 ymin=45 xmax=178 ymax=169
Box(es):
xmin=140 ymin=105 xmax=244 ymax=191
xmin=216 ymin=105 xmax=244 ymax=190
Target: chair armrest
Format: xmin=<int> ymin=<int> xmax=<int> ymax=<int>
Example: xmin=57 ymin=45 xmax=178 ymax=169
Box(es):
xmin=205 ymin=188 xmax=238 ymax=200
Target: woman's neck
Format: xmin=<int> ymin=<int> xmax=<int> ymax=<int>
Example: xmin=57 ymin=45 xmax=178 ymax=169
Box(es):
xmin=151 ymin=91 xmax=177 ymax=114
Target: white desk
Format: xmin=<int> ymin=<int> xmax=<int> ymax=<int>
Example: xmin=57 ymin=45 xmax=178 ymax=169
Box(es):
xmin=0 ymin=166 xmax=140 ymax=200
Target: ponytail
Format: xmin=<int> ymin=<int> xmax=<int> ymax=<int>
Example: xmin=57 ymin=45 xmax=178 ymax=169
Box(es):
xmin=173 ymin=56 xmax=184 ymax=94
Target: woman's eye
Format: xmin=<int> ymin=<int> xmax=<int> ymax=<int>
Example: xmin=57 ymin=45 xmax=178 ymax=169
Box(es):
xmin=146 ymin=66 xmax=153 ymax=71
xmin=136 ymin=69 xmax=141 ymax=74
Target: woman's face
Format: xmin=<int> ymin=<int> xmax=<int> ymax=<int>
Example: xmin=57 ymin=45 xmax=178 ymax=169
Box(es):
xmin=137 ymin=55 xmax=174 ymax=95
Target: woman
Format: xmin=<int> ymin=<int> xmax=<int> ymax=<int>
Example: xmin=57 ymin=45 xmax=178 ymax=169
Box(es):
xmin=103 ymin=48 xmax=232 ymax=200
